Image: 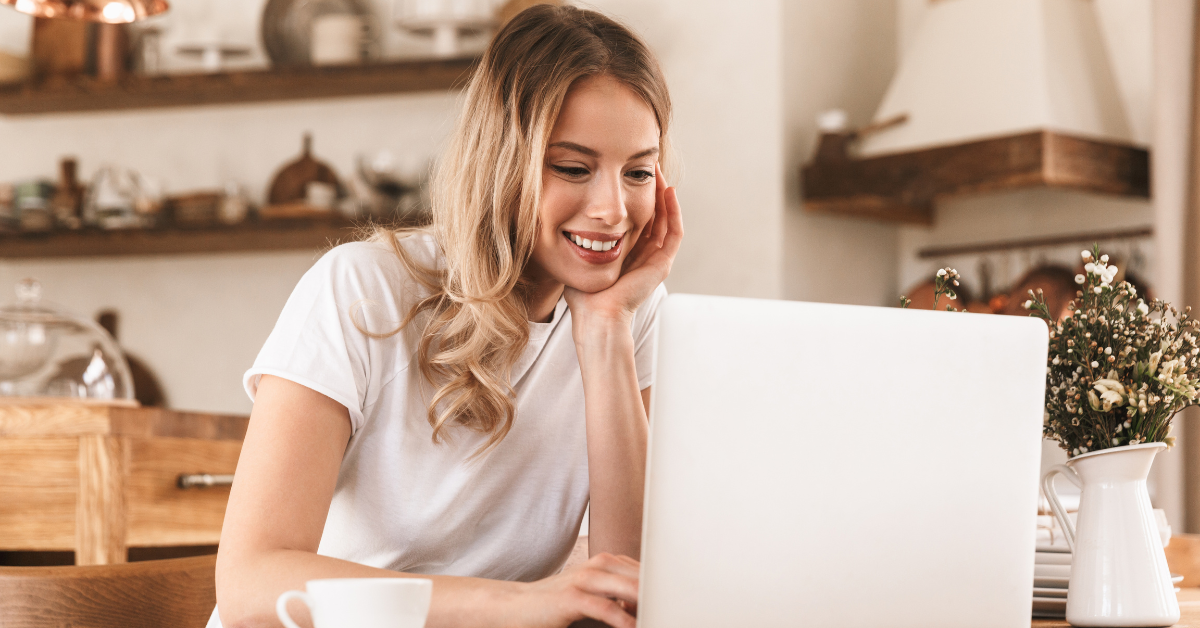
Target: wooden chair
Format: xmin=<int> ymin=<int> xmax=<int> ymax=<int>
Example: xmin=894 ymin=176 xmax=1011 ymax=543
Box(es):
xmin=0 ymin=554 xmax=216 ymax=628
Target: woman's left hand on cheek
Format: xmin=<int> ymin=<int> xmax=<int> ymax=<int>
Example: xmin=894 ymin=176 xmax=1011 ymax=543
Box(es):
xmin=564 ymin=162 xmax=683 ymax=326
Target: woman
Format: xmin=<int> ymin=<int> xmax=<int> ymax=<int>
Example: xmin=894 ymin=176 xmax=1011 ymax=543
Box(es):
xmin=212 ymin=5 xmax=683 ymax=628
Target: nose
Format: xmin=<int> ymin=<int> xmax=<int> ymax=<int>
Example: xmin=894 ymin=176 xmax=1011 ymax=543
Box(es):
xmin=585 ymin=170 xmax=628 ymax=226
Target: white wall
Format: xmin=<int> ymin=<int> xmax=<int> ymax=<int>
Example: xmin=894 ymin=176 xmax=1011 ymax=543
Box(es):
xmin=0 ymin=0 xmax=790 ymax=413
xmin=782 ymin=0 xmax=899 ymax=306
xmin=592 ymin=0 xmax=786 ymax=300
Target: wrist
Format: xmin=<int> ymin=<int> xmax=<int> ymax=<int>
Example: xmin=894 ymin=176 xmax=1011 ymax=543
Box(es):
xmin=572 ymin=314 xmax=635 ymax=355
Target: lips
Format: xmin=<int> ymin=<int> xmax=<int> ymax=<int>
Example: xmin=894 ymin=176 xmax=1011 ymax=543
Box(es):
xmin=562 ymin=230 xmax=622 ymax=264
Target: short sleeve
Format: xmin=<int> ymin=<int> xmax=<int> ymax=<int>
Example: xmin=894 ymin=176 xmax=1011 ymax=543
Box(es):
xmin=632 ymin=283 xmax=669 ymax=390
xmin=243 ymin=240 xmax=419 ymax=433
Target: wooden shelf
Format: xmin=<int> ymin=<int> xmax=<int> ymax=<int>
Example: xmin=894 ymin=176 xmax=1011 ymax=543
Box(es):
xmin=0 ymin=57 xmax=477 ymax=115
xmin=801 ymin=130 xmax=1151 ymax=224
xmin=0 ymin=219 xmax=374 ymax=259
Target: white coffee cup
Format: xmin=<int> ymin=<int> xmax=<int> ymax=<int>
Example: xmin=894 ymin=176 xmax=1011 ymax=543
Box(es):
xmin=276 ymin=578 xmax=433 ymax=628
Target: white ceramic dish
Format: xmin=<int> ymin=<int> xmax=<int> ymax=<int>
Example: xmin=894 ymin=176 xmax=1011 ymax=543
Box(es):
xmin=1034 ymin=575 xmax=1070 ymax=588
xmin=1033 ymin=597 xmax=1068 ymax=612
xmin=1035 ymin=551 xmax=1073 ymax=565
xmin=1034 ymin=564 xmax=1071 ymax=577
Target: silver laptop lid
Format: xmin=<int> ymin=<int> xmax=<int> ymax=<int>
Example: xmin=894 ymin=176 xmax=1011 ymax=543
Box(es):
xmin=639 ymin=294 xmax=1047 ymax=628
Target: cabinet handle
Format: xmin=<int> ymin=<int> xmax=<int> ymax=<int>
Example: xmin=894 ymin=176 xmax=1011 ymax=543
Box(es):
xmin=176 ymin=473 xmax=234 ymax=489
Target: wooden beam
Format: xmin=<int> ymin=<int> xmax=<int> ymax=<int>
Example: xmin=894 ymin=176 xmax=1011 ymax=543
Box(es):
xmin=0 ymin=57 xmax=477 ymax=115
xmin=801 ymin=130 xmax=1150 ymax=224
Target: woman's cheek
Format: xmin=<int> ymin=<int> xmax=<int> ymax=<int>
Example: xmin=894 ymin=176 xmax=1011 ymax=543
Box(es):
xmin=631 ymin=192 xmax=656 ymax=231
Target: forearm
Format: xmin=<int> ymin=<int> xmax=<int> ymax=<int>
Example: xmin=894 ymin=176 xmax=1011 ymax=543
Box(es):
xmin=216 ymin=548 xmax=517 ymax=628
xmin=575 ymin=318 xmax=649 ymax=560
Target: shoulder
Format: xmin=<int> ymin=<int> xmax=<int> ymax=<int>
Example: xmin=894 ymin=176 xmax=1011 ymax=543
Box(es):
xmin=305 ymin=232 xmax=440 ymax=306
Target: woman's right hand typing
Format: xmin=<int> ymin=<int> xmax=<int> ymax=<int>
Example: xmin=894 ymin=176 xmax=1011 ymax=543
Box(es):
xmin=505 ymin=553 xmax=639 ymax=628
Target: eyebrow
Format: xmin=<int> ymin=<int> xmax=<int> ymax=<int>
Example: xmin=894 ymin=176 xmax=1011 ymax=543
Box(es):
xmin=548 ymin=141 xmax=659 ymax=160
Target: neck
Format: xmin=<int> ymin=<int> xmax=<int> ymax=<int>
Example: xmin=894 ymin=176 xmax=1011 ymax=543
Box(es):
xmin=525 ymin=278 xmax=564 ymax=323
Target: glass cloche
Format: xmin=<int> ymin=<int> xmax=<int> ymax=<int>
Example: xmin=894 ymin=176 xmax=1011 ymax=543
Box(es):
xmin=0 ymin=279 xmax=135 ymax=401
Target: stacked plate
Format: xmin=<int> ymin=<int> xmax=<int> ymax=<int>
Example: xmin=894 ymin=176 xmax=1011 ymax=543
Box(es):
xmin=1033 ymin=543 xmax=1071 ymax=619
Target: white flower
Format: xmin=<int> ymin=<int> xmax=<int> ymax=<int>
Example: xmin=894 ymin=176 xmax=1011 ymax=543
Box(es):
xmin=1138 ymin=303 xmax=1149 ymax=315
xmin=1101 ymin=254 xmax=1109 ymax=262
xmin=1094 ymin=287 xmax=1103 ymax=294
xmin=1104 ymin=347 xmax=1112 ymax=355
xmin=1075 ymin=274 xmax=1085 ymax=284
xmin=936 ymin=268 xmax=947 ymax=277
xmin=1024 ymin=300 xmax=1033 ymax=309
xmin=1091 ymin=361 xmax=1100 ymax=368
xmin=1085 ymin=263 xmax=1096 ymax=273
xmin=1113 ymin=438 xmax=1120 ymax=445
xmin=1052 ymin=357 xmax=1061 ymax=365
xmin=1082 ymin=250 xmax=1092 ymax=260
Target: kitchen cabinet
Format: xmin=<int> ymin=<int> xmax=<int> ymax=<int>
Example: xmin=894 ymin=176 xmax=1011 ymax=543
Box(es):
xmin=0 ymin=400 xmax=247 ymax=565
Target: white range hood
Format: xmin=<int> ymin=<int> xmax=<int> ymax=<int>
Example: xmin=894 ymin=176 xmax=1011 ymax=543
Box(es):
xmin=801 ymin=0 xmax=1150 ymax=224
xmin=861 ymin=0 xmax=1134 ymax=156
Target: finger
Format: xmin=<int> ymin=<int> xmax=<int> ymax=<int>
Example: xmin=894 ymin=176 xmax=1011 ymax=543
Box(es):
xmin=575 ymin=594 xmax=636 ymax=628
xmin=622 ymin=229 xmax=651 ymax=274
xmin=650 ymin=162 xmax=667 ymax=242
xmin=627 ymin=202 xmax=669 ymax=274
xmin=658 ymin=187 xmax=683 ymax=257
xmin=573 ymin=569 xmax=639 ymax=605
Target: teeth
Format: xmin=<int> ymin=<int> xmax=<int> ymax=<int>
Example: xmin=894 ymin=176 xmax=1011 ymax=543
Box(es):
xmin=568 ymin=233 xmax=617 ymax=252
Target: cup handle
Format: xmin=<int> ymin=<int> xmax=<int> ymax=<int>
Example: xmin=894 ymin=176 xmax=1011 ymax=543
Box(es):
xmin=1041 ymin=464 xmax=1082 ymax=552
xmin=276 ymin=590 xmax=316 ymax=628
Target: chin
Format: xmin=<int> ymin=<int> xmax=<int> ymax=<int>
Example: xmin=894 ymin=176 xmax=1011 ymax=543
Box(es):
xmin=564 ymin=272 xmax=620 ymax=294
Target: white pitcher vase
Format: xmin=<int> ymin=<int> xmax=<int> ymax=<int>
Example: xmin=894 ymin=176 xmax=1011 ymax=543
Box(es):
xmin=1043 ymin=442 xmax=1178 ymax=627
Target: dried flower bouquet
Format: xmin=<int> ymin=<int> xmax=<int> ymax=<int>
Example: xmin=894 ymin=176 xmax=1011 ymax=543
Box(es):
xmin=1028 ymin=247 xmax=1200 ymax=457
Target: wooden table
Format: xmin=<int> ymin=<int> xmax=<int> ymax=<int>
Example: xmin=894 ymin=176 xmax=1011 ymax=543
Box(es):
xmin=1032 ymin=588 xmax=1200 ymax=627
xmin=0 ymin=400 xmax=247 ymax=565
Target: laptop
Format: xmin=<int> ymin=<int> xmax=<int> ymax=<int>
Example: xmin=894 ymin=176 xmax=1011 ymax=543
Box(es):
xmin=639 ymin=294 xmax=1047 ymax=628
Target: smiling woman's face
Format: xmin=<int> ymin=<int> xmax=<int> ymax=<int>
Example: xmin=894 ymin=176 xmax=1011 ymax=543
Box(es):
xmin=526 ymin=74 xmax=661 ymax=295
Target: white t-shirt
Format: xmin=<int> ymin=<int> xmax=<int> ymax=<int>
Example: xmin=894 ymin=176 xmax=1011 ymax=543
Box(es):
xmin=208 ymin=235 xmax=665 ymax=627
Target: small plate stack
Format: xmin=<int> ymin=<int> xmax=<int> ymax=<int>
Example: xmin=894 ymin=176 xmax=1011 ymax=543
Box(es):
xmin=1033 ymin=544 xmax=1070 ymax=619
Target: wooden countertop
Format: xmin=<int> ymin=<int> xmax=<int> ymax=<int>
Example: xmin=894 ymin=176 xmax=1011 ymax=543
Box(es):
xmin=1032 ymin=588 xmax=1200 ymax=627
xmin=0 ymin=399 xmax=248 ymax=441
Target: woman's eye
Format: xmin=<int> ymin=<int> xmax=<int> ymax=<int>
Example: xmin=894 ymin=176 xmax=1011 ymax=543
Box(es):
xmin=625 ymin=169 xmax=654 ymax=183
xmin=551 ymin=165 xmax=590 ymax=178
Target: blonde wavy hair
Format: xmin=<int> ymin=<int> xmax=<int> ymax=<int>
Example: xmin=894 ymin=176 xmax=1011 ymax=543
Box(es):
xmin=365 ymin=4 xmax=672 ymax=452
